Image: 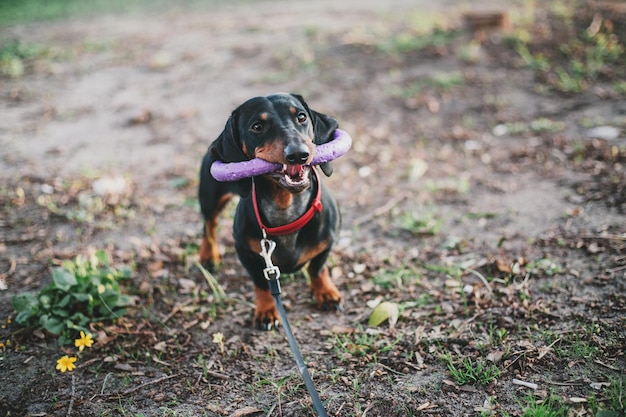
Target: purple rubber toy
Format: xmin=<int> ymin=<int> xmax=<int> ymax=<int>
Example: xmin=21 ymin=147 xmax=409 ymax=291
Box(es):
xmin=210 ymin=129 xmax=352 ymax=182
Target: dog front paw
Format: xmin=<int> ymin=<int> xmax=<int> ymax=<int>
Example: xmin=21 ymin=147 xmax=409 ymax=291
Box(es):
xmin=310 ymin=269 xmax=343 ymax=312
xmin=254 ymin=309 xmax=280 ymax=331
xmin=254 ymin=287 xmax=280 ymax=330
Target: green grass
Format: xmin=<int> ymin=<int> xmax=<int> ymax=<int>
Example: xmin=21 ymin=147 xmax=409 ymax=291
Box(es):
xmin=442 ymin=353 xmax=501 ymax=386
xmin=379 ymin=27 xmax=460 ymax=55
xmin=389 ymin=71 xmax=465 ymax=99
xmin=0 ymin=0 xmax=147 ymax=26
xmin=519 ymin=393 xmax=568 ymax=417
xmin=505 ymin=2 xmax=625 ymax=95
xmin=0 ymin=0 xmax=253 ymax=27
xmin=605 ymin=374 xmax=626 ymax=414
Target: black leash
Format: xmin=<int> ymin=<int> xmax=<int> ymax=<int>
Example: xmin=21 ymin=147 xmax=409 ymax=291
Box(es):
xmin=259 ymin=234 xmax=329 ymax=417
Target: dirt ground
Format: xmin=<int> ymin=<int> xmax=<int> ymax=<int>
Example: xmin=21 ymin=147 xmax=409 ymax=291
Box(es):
xmin=1 ymin=0 xmax=625 ymax=416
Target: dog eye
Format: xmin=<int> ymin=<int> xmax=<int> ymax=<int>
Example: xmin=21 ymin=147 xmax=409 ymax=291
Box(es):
xmin=251 ymin=122 xmax=264 ymax=133
xmin=296 ymin=112 xmax=307 ymax=123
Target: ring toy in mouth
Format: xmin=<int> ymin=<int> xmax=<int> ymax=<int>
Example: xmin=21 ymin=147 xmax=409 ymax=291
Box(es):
xmin=210 ymin=129 xmax=352 ymax=182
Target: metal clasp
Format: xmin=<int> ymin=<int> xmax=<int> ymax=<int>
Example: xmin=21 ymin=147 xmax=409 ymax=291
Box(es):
xmin=259 ymin=230 xmax=280 ymax=281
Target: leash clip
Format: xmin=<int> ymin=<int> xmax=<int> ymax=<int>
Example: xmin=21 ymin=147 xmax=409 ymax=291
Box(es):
xmin=259 ymin=230 xmax=281 ymax=282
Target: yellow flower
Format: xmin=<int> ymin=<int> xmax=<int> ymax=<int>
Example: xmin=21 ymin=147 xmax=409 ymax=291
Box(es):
xmin=75 ymin=331 xmax=94 ymax=352
xmin=212 ymin=332 xmax=225 ymax=354
xmin=212 ymin=332 xmax=224 ymax=344
xmin=56 ymin=355 xmax=77 ymax=373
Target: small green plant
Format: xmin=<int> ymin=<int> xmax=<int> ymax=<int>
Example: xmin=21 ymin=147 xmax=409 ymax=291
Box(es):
xmin=442 ymin=353 xmax=501 ymax=385
xmin=372 ymin=267 xmax=420 ymax=289
xmin=526 ymin=258 xmax=563 ymax=276
xmin=0 ymin=40 xmax=49 ymax=77
xmin=395 ymin=211 xmax=442 ymax=236
xmin=424 ymin=262 xmax=462 ymax=279
xmin=334 ymin=330 xmax=379 ymax=359
xmin=488 ymin=323 xmax=508 ymax=347
xmin=332 ymin=327 xmax=401 ymax=360
xmin=12 ymin=250 xmax=132 ymax=345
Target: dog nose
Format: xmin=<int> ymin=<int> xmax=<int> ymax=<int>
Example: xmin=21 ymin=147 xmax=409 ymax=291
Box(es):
xmin=284 ymin=144 xmax=310 ymax=164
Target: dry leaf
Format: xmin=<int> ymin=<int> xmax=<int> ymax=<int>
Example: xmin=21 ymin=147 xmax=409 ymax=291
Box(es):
xmin=229 ymin=406 xmax=263 ymax=416
xmin=114 ymin=363 xmax=135 ymax=372
xmin=486 ymin=350 xmax=504 ymax=363
xmin=178 ymin=277 xmax=197 ymax=293
xmin=368 ymin=301 xmax=399 ymax=327
xmin=496 ymin=258 xmax=511 ymax=273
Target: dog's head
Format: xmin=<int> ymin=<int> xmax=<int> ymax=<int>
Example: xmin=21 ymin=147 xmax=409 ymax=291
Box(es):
xmin=209 ymin=93 xmax=338 ymax=195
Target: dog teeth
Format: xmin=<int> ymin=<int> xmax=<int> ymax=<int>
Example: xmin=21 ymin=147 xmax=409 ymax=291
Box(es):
xmin=284 ymin=164 xmax=304 ymax=176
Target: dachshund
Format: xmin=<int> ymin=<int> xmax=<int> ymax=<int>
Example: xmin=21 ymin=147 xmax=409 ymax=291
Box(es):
xmin=198 ymin=93 xmax=343 ymax=330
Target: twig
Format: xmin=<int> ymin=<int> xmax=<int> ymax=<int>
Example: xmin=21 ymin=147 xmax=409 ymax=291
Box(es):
xmin=98 ymin=373 xmax=113 ymax=397
xmin=66 ymin=374 xmax=76 ymax=417
xmin=353 ymin=192 xmax=408 ymax=226
xmin=581 ymin=233 xmax=626 ymax=241
xmin=594 ymin=359 xmax=620 ymax=371
xmin=606 ymin=264 xmax=626 ymax=274
xmin=206 ymin=369 xmax=230 ymax=380
xmin=362 ymin=403 xmax=375 ymax=417
xmin=162 ymin=299 xmax=195 ymax=324
xmin=265 ymin=403 xmax=277 ymax=417
xmin=537 ymin=337 xmax=562 ymax=360
xmin=376 ymin=362 xmax=405 ymax=375
xmin=462 ymin=267 xmax=493 ymax=296
xmin=544 ymin=379 xmax=586 ymax=386
xmin=512 ymin=378 xmax=538 ymax=390
xmin=111 ymin=373 xmax=180 ymax=398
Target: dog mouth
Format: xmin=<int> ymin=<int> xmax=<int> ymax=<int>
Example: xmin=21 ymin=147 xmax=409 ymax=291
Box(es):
xmin=270 ymin=164 xmax=311 ymax=191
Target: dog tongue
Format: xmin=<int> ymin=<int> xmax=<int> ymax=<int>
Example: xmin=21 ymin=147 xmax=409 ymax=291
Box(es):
xmin=285 ymin=164 xmax=304 ymax=177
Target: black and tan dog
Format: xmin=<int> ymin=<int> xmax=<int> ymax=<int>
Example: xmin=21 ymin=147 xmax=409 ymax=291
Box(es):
xmin=198 ymin=93 xmax=343 ymax=330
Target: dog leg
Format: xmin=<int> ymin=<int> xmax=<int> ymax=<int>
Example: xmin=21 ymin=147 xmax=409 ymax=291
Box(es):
xmin=199 ymin=193 xmax=234 ymax=269
xmin=308 ymin=252 xmax=343 ymax=311
xmin=254 ymin=286 xmax=280 ymax=330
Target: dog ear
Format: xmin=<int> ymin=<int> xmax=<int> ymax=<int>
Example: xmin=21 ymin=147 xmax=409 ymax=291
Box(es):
xmin=292 ymin=94 xmax=339 ymax=177
xmin=209 ymin=116 xmax=247 ymax=163
xmin=208 ymin=112 xmax=252 ymax=197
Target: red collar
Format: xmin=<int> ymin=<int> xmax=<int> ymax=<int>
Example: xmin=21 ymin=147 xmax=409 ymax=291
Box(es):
xmin=252 ymin=167 xmax=323 ymax=236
